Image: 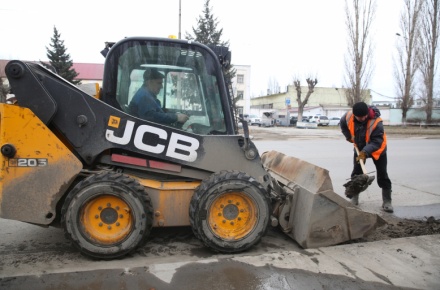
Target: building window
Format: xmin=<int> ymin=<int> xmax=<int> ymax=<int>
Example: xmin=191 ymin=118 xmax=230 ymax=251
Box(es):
xmin=237 ymin=90 xmax=244 ymax=100
xmin=237 ymin=74 xmax=244 ymax=84
xmin=263 ymin=103 xmax=273 ymax=109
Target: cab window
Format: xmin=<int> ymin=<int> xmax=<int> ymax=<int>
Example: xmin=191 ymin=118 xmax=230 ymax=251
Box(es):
xmin=114 ymin=41 xmax=227 ymax=135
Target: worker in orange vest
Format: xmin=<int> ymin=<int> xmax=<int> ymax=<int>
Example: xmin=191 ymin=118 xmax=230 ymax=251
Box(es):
xmin=340 ymin=101 xmax=393 ymax=213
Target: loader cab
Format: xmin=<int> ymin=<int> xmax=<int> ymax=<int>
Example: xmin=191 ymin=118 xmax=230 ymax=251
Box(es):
xmin=101 ymin=37 xmax=234 ymax=135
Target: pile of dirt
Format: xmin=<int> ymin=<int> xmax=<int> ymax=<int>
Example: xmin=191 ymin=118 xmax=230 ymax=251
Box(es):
xmin=352 ymin=216 xmax=440 ymax=243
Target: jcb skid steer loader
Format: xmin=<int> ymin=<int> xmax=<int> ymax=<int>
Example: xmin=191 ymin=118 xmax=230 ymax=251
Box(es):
xmin=0 ymin=37 xmax=381 ymax=259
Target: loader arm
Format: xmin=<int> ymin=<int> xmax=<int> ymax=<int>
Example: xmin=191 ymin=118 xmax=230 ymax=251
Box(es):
xmin=0 ymin=103 xmax=82 ymax=224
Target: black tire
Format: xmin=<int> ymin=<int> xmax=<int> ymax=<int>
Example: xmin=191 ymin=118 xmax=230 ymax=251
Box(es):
xmin=189 ymin=170 xmax=270 ymax=253
xmin=61 ymin=172 xmax=153 ymax=259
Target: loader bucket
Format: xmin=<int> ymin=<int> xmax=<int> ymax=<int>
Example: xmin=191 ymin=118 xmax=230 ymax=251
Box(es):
xmin=261 ymin=150 xmax=383 ymax=248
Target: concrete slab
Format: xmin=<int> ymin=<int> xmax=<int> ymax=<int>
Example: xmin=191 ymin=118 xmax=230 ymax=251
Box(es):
xmin=1 ymin=233 xmax=438 ymax=289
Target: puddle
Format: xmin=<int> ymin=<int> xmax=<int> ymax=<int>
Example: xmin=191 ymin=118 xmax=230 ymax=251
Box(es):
xmin=393 ymin=203 xmax=440 ymax=220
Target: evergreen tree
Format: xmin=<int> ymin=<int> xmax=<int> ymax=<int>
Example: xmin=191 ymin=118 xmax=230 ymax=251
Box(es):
xmin=186 ymin=0 xmax=238 ymax=124
xmin=46 ymin=26 xmax=80 ymax=84
xmin=185 ymin=0 xmax=228 ymax=47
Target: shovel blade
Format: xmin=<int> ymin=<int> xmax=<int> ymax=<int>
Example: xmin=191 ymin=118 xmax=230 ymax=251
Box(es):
xmin=261 ymin=150 xmax=383 ymax=248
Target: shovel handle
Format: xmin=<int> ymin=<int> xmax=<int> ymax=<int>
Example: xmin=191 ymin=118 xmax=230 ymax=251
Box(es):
xmin=355 ymin=146 xmax=368 ymax=174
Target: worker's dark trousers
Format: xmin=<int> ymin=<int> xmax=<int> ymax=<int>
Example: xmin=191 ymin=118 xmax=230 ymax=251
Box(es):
xmin=351 ymin=153 xmax=392 ymax=201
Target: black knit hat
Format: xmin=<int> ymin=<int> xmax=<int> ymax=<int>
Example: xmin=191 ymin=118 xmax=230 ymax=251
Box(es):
xmin=352 ymin=102 xmax=369 ymax=117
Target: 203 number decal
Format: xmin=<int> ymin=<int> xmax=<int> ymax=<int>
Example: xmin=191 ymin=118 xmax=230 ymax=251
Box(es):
xmin=9 ymin=158 xmax=48 ymax=167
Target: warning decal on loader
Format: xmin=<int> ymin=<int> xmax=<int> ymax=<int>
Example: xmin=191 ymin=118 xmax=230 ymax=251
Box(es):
xmin=108 ymin=116 xmax=120 ymax=128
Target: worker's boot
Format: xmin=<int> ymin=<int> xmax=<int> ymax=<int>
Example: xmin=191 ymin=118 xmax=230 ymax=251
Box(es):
xmin=382 ymin=189 xmax=393 ymax=213
xmin=351 ymin=194 xmax=359 ymax=206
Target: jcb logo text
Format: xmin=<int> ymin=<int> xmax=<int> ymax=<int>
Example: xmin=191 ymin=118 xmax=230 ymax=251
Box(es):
xmin=106 ymin=120 xmax=199 ymax=162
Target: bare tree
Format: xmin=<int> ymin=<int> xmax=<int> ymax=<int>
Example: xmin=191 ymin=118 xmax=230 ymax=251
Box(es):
xmin=293 ymin=77 xmax=318 ymax=120
xmin=419 ymin=0 xmax=439 ymax=125
xmin=394 ymin=0 xmax=423 ymax=126
xmin=343 ymin=0 xmax=376 ymax=106
xmin=267 ymin=77 xmax=280 ymax=95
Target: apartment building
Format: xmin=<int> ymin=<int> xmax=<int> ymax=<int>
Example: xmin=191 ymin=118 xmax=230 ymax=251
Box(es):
xmin=231 ymin=65 xmax=251 ymax=116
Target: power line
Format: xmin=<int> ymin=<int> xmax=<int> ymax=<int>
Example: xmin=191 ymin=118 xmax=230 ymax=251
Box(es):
xmin=370 ymin=89 xmax=396 ymax=100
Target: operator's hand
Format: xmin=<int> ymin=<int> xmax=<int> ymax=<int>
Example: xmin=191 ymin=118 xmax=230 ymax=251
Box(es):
xmin=356 ymin=150 xmax=367 ymax=163
xmin=176 ymin=113 xmax=189 ymax=123
xmin=346 ymin=138 xmax=353 ymax=143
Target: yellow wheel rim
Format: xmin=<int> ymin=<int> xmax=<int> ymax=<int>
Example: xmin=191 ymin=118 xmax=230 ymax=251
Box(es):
xmin=208 ymin=192 xmax=257 ymax=240
xmin=81 ymin=195 xmax=133 ymax=245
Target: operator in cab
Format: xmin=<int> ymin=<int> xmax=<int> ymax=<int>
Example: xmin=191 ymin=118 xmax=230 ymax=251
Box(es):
xmin=129 ymin=69 xmax=189 ymax=125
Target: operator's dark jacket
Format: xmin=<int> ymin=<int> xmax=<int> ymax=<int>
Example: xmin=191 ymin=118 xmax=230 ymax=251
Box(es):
xmin=340 ymin=106 xmax=387 ymax=160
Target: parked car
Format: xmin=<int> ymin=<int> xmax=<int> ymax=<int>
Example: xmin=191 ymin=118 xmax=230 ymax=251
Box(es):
xmin=236 ymin=118 xmax=243 ymax=128
xmin=290 ymin=116 xmax=309 ymax=126
xmin=261 ymin=118 xmax=275 ymax=127
xmin=248 ymin=114 xmax=262 ymax=126
xmin=261 ymin=112 xmax=275 ymax=127
xmin=290 ymin=117 xmax=298 ymax=126
xmin=329 ymin=117 xmax=341 ymax=126
xmin=309 ymin=115 xmax=330 ymax=126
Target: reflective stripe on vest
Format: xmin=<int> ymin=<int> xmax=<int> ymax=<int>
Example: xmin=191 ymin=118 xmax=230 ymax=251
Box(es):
xmin=345 ymin=111 xmax=387 ymax=160
xmin=345 ymin=111 xmax=355 ymax=143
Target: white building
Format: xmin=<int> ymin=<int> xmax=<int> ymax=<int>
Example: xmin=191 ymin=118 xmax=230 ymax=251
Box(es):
xmin=231 ymin=65 xmax=251 ymax=116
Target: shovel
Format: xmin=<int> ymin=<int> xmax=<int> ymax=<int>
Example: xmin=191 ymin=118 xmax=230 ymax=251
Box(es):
xmin=343 ymin=146 xmax=375 ymax=199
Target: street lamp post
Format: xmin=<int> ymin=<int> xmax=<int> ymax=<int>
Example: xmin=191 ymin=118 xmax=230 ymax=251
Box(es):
xmin=179 ymin=0 xmax=182 ymax=39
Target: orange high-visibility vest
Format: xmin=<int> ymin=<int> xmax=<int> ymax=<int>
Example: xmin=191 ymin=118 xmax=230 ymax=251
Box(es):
xmin=345 ymin=111 xmax=387 ymax=160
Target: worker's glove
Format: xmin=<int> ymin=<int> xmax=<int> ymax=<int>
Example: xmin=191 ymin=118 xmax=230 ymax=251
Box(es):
xmin=346 ymin=138 xmax=353 ymax=143
xmin=176 ymin=113 xmax=189 ymax=123
xmin=356 ymin=150 xmax=367 ymax=163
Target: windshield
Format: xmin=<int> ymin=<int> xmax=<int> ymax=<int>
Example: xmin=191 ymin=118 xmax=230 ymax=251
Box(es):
xmin=112 ymin=40 xmax=227 ymax=135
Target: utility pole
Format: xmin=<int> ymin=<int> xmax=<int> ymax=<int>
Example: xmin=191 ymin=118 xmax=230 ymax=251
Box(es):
xmin=179 ymin=0 xmax=182 ymax=39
